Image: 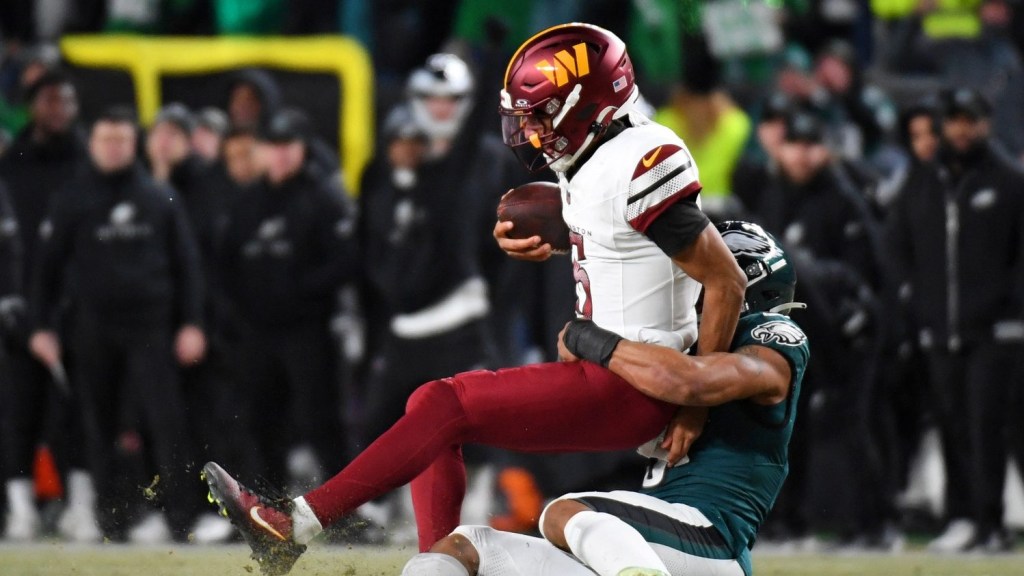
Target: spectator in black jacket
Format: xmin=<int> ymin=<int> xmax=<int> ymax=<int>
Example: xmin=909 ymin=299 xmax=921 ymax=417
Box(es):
xmin=28 ymin=107 xmax=207 ymax=543
xmin=0 ymin=182 xmax=21 ymax=342
xmin=885 ymin=88 xmax=1024 ymax=553
xmin=0 ymin=70 xmax=98 ymax=543
xmin=0 ymin=182 xmax=27 ymax=538
xmin=219 ymin=108 xmax=357 ymax=492
xmin=752 ymin=110 xmax=892 ymax=546
xmin=144 ymin=101 xmax=237 ymax=543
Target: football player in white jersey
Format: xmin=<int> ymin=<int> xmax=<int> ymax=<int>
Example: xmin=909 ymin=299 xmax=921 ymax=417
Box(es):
xmin=201 ymin=24 xmax=745 ymax=576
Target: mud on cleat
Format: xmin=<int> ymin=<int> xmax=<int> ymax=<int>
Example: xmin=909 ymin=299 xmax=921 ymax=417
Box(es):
xmin=202 ymin=462 xmax=306 ymax=575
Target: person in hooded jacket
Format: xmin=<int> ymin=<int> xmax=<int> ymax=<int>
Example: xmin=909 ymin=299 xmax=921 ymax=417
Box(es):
xmin=0 ymin=70 xmax=99 ymax=543
xmin=225 ymin=69 xmax=340 ymax=178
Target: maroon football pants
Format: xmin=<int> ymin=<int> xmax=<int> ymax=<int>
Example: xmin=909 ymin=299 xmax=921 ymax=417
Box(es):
xmin=302 ymin=361 xmax=675 ymax=550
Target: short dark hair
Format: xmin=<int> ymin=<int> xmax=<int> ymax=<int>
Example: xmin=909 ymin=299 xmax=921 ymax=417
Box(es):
xmin=93 ymin=106 xmax=138 ymax=128
xmin=25 ymin=70 xmax=73 ymax=103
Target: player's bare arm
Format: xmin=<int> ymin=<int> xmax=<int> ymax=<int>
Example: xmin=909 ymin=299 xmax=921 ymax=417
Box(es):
xmin=559 ymin=320 xmax=789 ymax=407
xmin=671 ymin=223 xmax=746 ymax=355
xmin=611 ymin=341 xmax=791 ymax=407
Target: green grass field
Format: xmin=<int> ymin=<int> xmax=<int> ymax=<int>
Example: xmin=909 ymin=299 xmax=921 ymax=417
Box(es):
xmin=2 ymin=544 xmax=1023 ymax=576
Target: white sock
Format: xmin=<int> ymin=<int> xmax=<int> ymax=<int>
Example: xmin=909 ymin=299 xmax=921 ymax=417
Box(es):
xmin=401 ymin=552 xmax=470 ymax=576
xmin=5 ymin=478 xmax=36 ymax=517
xmin=563 ymin=511 xmax=669 ymax=576
xmin=290 ymin=496 xmax=323 ymax=545
xmin=65 ymin=469 xmax=97 ymax=510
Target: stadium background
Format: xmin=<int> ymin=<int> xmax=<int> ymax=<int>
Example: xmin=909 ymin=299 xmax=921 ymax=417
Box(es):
xmin=3 ymin=0 xmax=1024 ymax=571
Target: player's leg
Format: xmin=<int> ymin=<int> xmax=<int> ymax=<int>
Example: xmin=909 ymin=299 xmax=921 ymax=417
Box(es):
xmin=303 ymin=361 xmax=672 ymax=536
xmin=402 ymin=525 xmax=597 ymax=576
xmin=410 ymin=443 xmax=467 ymax=548
xmin=403 ymin=362 xmax=675 ymax=549
xmin=205 ymin=361 xmax=672 ymax=570
xmin=541 ymin=491 xmax=745 ymax=576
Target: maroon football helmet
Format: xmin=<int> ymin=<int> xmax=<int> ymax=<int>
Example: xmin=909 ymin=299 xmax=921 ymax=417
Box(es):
xmin=499 ymin=23 xmax=637 ymax=172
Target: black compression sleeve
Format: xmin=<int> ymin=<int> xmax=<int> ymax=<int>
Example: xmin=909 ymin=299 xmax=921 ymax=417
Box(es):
xmin=563 ymin=319 xmax=622 ymax=367
xmin=644 ymin=194 xmax=711 ymax=257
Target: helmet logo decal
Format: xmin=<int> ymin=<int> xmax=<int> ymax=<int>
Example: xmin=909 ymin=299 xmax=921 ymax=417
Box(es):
xmin=752 ymin=321 xmax=806 ymax=347
xmin=536 ymin=43 xmax=590 ymax=87
xmin=515 ymin=98 xmax=531 ymax=109
xmin=720 ymin=229 xmax=772 ymax=258
xmin=612 ymin=75 xmax=628 ymax=93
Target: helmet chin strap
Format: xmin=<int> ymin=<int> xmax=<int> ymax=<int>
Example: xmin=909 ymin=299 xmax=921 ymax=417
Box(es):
xmin=551 ymin=84 xmax=582 ymax=129
xmin=549 ymin=85 xmax=638 ymax=174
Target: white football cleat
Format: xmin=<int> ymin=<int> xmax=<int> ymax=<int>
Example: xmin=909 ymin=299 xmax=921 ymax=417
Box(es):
xmin=190 ymin=512 xmax=235 ymax=544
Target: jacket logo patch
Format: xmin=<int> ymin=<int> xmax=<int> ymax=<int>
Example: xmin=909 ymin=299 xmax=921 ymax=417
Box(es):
xmin=752 ymin=321 xmax=806 ymax=347
xmin=96 ymin=202 xmax=152 ymax=242
xmin=257 ymin=217 xmax=287 ymax=240
xmin=245 ymin=217 xmax=292 ymax=258
xmin=110 ymin=202 xmax=136 ymax=225
xmin=0 ymin=217 xmax=17 ymax=238
xmin=971 ymin=188 xmax=997 ymax=210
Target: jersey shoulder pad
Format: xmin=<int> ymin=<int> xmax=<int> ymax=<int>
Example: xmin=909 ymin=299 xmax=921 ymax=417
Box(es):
xmin=623 ymin=132 xmax=702 ymax=231
xmin=737 ymin=312 xmax=810 ymax=371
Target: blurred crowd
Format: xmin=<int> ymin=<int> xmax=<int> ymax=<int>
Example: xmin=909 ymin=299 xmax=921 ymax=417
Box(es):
xmin=2 ymin=0 xmax=1024 ymax=555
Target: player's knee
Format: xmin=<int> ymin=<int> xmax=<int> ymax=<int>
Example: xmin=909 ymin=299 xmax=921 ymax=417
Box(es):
xmin=434 ymin=528 xmax=490 ymax=574
xmin=402 ymin=548 xmax=474 ymax=576
xmin=539 ymin=498 xmax=590 ymax=549
xmin=405 ymin=377 xmax=458 ymax=414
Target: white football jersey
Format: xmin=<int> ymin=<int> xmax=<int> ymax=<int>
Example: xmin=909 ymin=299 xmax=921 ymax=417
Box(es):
xmin=557 ymin=113 xmax=703 ymax=351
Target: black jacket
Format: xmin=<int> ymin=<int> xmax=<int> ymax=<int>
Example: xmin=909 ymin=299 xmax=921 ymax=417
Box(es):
xmin=31 ymin=163 xmax=204 ymax=329
xmin=886 ymin=142 xmax=1024 ymax=349
xmin=0 ymin=180 xmax=25 ymax=343
xmin=753 ymin=162 xmax=884 ymax=288
xmin=0 ymin=125 xmax=87 ymax=279
xmin=220 ymin=168 xmax=358 ymax=329
xmin=0 ymin=181 xmax=21 ymax=298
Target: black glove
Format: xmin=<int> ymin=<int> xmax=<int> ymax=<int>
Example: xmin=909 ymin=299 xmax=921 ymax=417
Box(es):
xmin=563 ymin=318 xmax=623 ymax=367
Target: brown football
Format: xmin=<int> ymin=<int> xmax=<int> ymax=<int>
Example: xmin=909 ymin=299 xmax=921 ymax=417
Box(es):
xmin=497 ymin=181 xmax=571 ymax=252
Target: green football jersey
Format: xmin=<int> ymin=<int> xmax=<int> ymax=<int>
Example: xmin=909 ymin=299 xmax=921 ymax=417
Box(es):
xmin=641 ymin=312 xmax=809 ymax=575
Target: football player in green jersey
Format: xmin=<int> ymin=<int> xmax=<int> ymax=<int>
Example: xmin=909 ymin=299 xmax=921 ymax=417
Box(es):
xmin=402 ymin=221 xmax=807 ymax=576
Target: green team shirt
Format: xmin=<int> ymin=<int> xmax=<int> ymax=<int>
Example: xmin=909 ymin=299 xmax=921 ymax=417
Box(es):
xmin=642 ymin=312 xmax=808 ymax=575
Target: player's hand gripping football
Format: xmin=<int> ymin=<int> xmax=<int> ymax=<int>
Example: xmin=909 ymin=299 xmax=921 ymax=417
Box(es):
xmin=493 ymin=220 xmax=553 ymax=262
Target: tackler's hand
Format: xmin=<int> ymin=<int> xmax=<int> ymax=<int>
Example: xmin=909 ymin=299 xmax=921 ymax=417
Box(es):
xmin=661 ymin=406 xmax=708 ymax=467
xmin=557 ymin=322 xmax=581 ymax=363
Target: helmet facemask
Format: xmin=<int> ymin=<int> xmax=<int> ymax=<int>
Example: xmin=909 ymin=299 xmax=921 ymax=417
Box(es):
xmin=499 ymin=24 xmax=638 ymax=174
xmin=500 ymin=84 xmax=597 ymax=173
